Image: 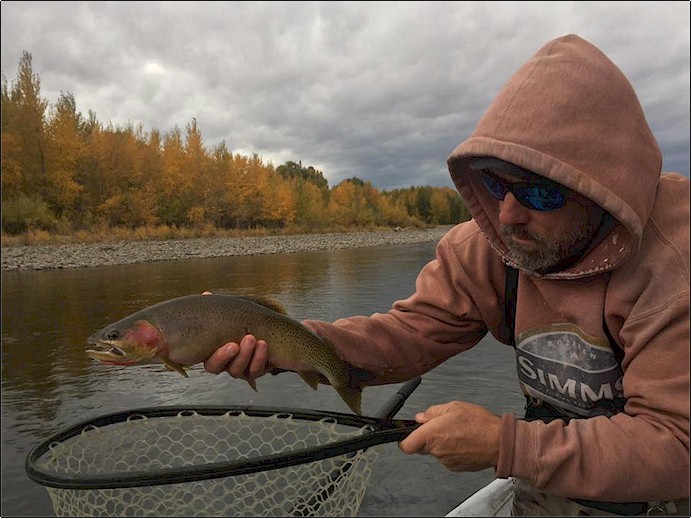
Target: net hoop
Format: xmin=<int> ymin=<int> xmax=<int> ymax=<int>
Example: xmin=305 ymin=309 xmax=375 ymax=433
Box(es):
xmin=25 ymin=405 xmax=414 ymax=490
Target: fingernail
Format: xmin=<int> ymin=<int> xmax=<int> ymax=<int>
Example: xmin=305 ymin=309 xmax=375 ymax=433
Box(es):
xmin=225 ymin=343 xmax=238 ymax=355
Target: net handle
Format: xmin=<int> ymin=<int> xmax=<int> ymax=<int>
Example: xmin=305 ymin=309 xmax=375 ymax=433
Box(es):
xmin=25 ymin=405 xmax=419 ymax=490
xmin=374 ymin=377 xmax=422 ymax=420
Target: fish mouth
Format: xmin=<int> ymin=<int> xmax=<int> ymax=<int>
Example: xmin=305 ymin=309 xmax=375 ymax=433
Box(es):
xmin=85 ymin=342 xmax=128 ymax=360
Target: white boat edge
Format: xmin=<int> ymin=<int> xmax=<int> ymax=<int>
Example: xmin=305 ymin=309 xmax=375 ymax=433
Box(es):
xmin=446 ymin=477 xmax=515 ymax=517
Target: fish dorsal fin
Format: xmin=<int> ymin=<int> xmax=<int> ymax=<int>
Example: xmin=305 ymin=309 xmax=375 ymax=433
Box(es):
xmin=243 ymin=295 xmax=287 ymax=314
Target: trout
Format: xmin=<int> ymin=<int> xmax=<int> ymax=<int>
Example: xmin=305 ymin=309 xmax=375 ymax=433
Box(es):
xmin=86 ymin=294 xmax=362 ymax=414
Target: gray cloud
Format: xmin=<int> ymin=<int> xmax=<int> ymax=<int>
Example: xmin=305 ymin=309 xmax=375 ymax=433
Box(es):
xmin=2 ymin=1 xmax=689 ymax=189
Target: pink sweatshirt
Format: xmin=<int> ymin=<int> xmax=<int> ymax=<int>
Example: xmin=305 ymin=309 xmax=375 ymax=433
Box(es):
xmin=305 ymin=34 xmax=690 ymax=502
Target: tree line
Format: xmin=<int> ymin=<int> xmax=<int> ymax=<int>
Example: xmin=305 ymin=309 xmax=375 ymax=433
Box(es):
xmin=2 ymin=51 xmax=470 ymax=236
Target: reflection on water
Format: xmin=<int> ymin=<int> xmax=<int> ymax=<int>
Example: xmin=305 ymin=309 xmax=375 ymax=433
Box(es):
xmin=2 ymin=242 xmax=525 ymax=517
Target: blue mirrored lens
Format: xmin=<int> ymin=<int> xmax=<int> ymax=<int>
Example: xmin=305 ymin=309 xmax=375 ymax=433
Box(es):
xmin=520 ymin=185 xmax=565 ymax=211
xmin=479 ymin=171 xmax=567 ymax=211
xmin=480 ymin=174 xmax=508 ymax=200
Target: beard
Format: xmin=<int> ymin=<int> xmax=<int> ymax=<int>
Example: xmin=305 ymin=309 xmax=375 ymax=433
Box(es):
xmin=500 ymin=222 xmax=596 ymax=273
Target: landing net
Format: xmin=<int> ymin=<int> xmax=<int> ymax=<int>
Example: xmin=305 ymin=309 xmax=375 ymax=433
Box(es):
xmin=29 ymin=409 xmax=382 ymax=517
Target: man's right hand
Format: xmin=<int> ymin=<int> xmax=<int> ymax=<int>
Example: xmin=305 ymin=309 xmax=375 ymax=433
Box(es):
xmin=203 ymin=334 xmax=270 ymax=390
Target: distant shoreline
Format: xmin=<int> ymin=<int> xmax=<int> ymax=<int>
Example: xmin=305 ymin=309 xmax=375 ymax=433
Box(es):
xmin=1 ymin=226 xmax=453 ymax=272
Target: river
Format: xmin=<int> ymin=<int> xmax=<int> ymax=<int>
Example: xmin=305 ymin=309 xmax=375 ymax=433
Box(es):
xmin=1 ymin=241 xmax=525 ymax=517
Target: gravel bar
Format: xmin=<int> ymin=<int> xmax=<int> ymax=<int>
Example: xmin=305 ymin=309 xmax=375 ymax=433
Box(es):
xmin=1 ymin=226 xmax=452 ymax=271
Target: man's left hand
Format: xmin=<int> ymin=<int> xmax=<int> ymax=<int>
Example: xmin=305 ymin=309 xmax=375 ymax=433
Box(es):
xmin=398 ymin=400 xmax=502 ymax=472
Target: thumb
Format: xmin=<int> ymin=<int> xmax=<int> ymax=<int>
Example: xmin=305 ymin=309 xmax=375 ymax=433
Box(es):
xmin=400 ymin=405 xmax=447 ymax=454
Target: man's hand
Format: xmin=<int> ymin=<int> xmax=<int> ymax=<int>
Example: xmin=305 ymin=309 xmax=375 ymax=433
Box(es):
xmin=203 ymin=334 xmax=270 ymax=390
xmin=398 ymin=401 xmax=502 ymax=472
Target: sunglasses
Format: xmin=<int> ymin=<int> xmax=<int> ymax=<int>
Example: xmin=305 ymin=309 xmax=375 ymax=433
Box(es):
xmin=479 ymin=169 xmax=570 ymax=211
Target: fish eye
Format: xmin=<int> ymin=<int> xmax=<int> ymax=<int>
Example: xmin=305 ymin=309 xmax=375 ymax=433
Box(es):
xmin=106 ymin=329 xmax=120 ymax=340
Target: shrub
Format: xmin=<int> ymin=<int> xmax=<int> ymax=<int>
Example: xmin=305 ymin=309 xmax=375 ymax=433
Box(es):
xmin=2 ymin=194 xmax=58 ymax=235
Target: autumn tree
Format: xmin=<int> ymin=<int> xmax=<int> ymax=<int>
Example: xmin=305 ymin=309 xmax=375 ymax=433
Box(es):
xmin=292 ymin=178 xmax=328 ymax=228
xmin=204 ymin=140 xmax=235 ymax=228
xmin=2 ymin=52 xmax=49 ymax=201
xmin=277 ymin=161 xmax=329 ymax=197
xmin=328 ymin=178 xmax=382 ymax=227
xmin=181 ymin=118 xmax=212 ymax=225
xmin=1 ymin=52 xmax=58 ymax=233
xmin=377 ymin=195 xmax=418 ymax=227
xmin=1 ymin=73 xmax=23 ymax=196
xmin=276 ymin=161 xmax=329 ymax=228
xmin=157 ymin=126 xmax=192 ymax=226
xmin=1 ymin=49 xmax=472 ymax=236
xmin=44 ymin=91 xmax=83 ymax=217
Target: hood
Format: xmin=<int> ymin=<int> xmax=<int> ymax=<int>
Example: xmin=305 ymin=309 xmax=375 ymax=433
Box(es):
xmin=447 ymin=34 xmax=662 ymax=279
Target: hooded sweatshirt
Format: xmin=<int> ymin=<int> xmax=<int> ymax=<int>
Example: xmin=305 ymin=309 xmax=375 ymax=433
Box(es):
xmin=304 ymin=34 xmax=690 ymax=502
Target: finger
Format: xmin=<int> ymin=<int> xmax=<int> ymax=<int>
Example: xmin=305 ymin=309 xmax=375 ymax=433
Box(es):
xmin=415 ymin=411 xmax=431 ymax=424
xmin=247 ymin=339 xmax=269 ymax=379
xmin=227 ymin=335 xmax=256 ymax=379
xmin=414 ymin=403 xmax=447 ymax=424
xmin=398 ymin=425 xmax=429 ymax=455
xmin=204 ymin=342 xmax=239 ymax=374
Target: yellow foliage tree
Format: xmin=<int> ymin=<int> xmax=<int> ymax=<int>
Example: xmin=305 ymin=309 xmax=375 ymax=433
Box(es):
xmin=2 ymin=49 xmax=474 ymax=236
xmin=293 ymin=179 xmax=327 ymax=227
xmin=45 ymin=92 xmax=83 ymax=213
xmin=3 ymin=51 xmax=49 ymax=201
xmin=429 ymin=188 xmax=451 ymax=224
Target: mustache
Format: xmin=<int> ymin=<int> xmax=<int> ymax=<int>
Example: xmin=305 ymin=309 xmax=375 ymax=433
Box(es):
xmin=500 ymin=225 xmax=541 ymax=241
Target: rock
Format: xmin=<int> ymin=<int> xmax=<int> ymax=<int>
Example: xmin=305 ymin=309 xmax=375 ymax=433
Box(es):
xmin=1 ymin=226 xmax=454 ymax=271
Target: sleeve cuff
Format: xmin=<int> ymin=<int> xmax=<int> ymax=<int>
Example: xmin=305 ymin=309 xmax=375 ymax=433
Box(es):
xmin=495 ymin=412 xmax=517 ymax=478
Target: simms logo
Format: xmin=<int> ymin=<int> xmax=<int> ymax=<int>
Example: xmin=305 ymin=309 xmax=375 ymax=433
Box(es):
xmin=516 ymin=324 xmax=623 ymax=417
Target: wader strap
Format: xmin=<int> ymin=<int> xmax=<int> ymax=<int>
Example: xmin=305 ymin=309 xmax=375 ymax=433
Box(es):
xmin=503 ymin=264 xmax=519 ymax=347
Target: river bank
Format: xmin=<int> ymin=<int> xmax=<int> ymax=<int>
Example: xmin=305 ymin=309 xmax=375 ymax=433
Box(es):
xmin=1 ymin=226 xmax=453 ymax=271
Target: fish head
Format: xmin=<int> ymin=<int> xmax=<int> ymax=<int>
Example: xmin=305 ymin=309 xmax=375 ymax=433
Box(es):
xmin=86 ymin=319 xmax=164 ymax=366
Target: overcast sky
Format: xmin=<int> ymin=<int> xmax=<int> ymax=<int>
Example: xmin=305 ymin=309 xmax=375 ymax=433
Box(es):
xmin=2 ymin=1 xmax=690 ymax=190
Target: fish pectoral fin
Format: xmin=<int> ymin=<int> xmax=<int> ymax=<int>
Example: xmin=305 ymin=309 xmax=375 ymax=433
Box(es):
xmin=298 ymin=371 xmax=322 ymax=391
xmin=158 ymin=356 xmax=188 ymax=378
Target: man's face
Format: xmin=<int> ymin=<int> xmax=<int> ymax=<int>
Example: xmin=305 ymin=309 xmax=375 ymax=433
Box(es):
xmin=483 ymin=168 xmax=607 ymax=273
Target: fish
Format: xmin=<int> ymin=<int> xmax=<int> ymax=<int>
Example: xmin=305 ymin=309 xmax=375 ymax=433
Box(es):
xmin=86 ymin=294 xmax=363 ymax=414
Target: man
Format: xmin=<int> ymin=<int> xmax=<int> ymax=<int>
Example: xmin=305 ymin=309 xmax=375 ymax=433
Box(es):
xmin=205 ymin=34 xmax=690 ymax=515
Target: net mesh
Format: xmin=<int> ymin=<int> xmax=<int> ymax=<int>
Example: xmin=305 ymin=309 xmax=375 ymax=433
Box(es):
xmin=36 ymin=411 xmax=381 ymax=517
